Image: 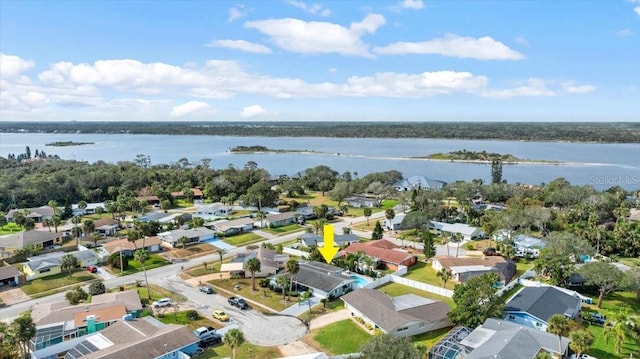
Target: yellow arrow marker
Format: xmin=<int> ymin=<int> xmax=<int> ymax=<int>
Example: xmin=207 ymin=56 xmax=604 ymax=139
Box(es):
xmin=318 ymin=224 xmax=339 ymax=263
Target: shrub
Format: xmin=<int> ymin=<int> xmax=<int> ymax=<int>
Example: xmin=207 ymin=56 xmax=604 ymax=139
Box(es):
xmin=65 ymin=286 xmax=88 ymax=305
xmin=465 ymin=243 xmax=474 ymax=250
xmin=373 ymin=328 xmax=384 ymax=336
xmin=259 ymin=278 xmax=270 ymax=288
xmin=88 ymin=281 xmax=106 ymax=295
xmin=186 ymin=310 xmax=200 ymax=321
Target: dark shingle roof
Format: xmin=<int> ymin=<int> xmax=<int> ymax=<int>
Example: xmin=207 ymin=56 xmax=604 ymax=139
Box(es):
xmin=504 ymin=287 xmax=581 ymax=322
xmin=294 ymin=261 xmax=353 ymax=292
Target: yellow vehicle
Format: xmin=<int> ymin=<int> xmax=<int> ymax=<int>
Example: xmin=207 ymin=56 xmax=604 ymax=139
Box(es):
xmin=212 ymin=309 xmax=229 ymax=322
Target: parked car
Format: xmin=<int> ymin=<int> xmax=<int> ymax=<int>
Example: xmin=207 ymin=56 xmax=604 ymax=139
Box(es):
xmin=589 ymin=312 xmax=605 ymax=325
xmin=86 ymin=265 xmax=97 ymax=273
xmin=199 ymin=286 xmax=214 ymax=294
xmin=570 ymin=354 xmax=596 ymax=359
xmin=482 ymin=247 xmax=498 ymax=256
xmin=212 ymin=309 xmax=229 ymax=322
xmin=152 ymin=298 xmax=172 ymax=308
xmin=193 ymin=326 xmax=218 ymax=339
xmin=228 ymin=296 xmax=249 ymax=309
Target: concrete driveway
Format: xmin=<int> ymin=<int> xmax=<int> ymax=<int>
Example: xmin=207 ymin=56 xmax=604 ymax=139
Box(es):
xmin=0 ymin=287 xmax=30 ymax=305
xmin=153 ymin=274 xmax=307 ymax=346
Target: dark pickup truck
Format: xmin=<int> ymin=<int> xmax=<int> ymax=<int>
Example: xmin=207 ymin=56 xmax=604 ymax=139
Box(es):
xmin=228 ymin=296 xmax=249 ymax=309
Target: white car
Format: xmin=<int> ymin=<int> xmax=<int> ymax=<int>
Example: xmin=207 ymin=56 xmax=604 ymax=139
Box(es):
xmin=152 ymin=298 xmax=172 ymax=308
xmin=570 ymin=354 xmax=597 ymax=359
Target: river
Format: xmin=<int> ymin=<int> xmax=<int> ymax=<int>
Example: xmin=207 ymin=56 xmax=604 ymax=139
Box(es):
xmin=1 ymin=133 xmax=638 ymax=191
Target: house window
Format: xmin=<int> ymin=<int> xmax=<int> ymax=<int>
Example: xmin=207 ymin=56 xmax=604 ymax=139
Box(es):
xmin=39 ymin=268 xmax=51 ymax=274
xmin=397 ymin=327 xmax=408 ymax=332
xmin=536 ymin=322 xmax=542 ymax=327
xmin=508 ymin=315 xmax=515 ymax=320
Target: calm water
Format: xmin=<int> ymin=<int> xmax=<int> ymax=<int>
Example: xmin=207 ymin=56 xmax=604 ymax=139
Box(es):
xmin=1 ymin=133 xmax=639 ymax=190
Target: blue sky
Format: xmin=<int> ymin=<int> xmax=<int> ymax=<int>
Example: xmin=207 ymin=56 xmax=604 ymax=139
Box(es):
xmin=1 ymin=0 xmax=639 ymax=122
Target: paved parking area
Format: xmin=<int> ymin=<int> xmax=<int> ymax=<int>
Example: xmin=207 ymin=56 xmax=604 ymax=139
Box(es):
xmin=0 ymin=288 xmax=30 ymax=305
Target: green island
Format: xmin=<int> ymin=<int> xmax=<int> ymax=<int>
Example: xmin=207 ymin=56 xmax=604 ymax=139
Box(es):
xmin=229 ymin=145 xmax=314 ymax=153
xmin=420 ymin=150 xmax=559 ymax=164
xmin=45 ymin=141 xmax=94 ymax=147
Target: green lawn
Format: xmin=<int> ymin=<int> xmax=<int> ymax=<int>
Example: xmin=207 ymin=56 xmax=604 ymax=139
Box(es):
xmin=118 ymin=254 xmax=170 ymax=276
xmin=21 ymin=271 xmax=96 ymax=296
xmin=0 ymin=223 xmax=23 ymax=235
xmin=200 ymin=343 xmax=282 ymax=359
xmin=308 ymin=319 xmax=371 ymax=355
xmin=209 ymin=278 xmax=288 ymax=312
xmin=376 ymin=282 xmax=455 ymax=307
xmin=186 ymin=261 xmax=222 ymax=277
xmin=156 ymin=310 xmax=222 ymax=330
xmin=404 ymin=261 xmax=457 ymax=290
xmin=411 ymin=327 xmax=453 ymax=349
xmin=261 ymin=223 xmax=305 ymax=235
xmin=222 ymin=232 xmax=264 ymax=246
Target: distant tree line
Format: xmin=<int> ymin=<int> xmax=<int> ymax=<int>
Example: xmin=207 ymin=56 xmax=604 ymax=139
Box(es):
xmin=1 ymin=121 xmax=639 ymax=143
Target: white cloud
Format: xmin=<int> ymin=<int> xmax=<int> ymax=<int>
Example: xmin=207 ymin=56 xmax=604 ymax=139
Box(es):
xmin=0 ymin=53 xmax=35 ymax=81
xmin=170 ymin=101 xmax=212 ymax=117
xmin=228 ymin=6 xmax=247 ymax=23
xmin=636 ymin=6 xmax=640 ymax=16
xmin=482 ymin=79 xmax=556 ymax=99
xmin=244 ymin=14 xmax=385 ymax=58
xmin=514 ymin=35 xmax=528 ymax=45
xmin=374 ymin=34 xmax=525 ymax=60
xmin=399 ymin=0 xmax=424 ymax=10
xmin=286 ymin=0 xmax=331 ymax=17
xmin=563 ymin=83 xmax=597 ymax=94
xmin=616 ymin=29 xmax=633 ymax=36
xmin=241 ymin=104 xmax=267 ymax=118
xmin=205 ymin=39 xmax=272 ymax=54
xmin=329 ymin=67 xmax=337 ymax=73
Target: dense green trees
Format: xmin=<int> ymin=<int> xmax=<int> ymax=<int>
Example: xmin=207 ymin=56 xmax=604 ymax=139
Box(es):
xmin=359 ymin=334 xmax=420 ymax=359
xmin=447 ymin=273 xmax=504 ymax=328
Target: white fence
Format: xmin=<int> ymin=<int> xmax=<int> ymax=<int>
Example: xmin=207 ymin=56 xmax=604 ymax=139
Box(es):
xmin=363 ymin=265 xmax=454 ymax=298
xmin=282 ymin=247 xmax=310 ymax=259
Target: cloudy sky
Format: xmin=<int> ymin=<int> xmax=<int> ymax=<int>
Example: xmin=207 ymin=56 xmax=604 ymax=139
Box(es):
xmin=1 ymin=0 xmax=639 ymax=122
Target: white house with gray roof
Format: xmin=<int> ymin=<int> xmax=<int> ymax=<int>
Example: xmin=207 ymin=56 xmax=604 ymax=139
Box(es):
xmin=430 ymin=221 xmax=483 ymax=241
xmin=430 ymin=318 xmax=568 ymax=359
xmin=342 ymin=288 xmax=451 ymax=337
xmin=157 ymin=227 xmax=216 ymax=247
xmin=289 ymin=261 xmax=356 ymax=299
xmin=504 ymin=286 xmax=582 ymax=331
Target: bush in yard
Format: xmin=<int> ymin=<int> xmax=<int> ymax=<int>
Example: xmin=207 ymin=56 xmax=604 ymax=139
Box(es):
xmin=186 ymin=310 xmax=200 ymax=321
xmin=109 ymin=253 xmax=129 ymax=271
xmin=66 ymin=286 xmax=88 ymax=305
xmin=465 ymin=243 xmax=474 ymax=250
xmin=260 ymin=278 xmax=270 ymax=288
xmin=88 ymin=281 xmax=106 ymax=295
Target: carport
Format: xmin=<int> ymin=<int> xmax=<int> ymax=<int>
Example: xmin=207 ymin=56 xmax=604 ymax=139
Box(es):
xmin=0 ymin=265 xmax=23 ymax=287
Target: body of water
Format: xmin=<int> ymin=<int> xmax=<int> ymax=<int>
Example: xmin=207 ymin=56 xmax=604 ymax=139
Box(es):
xmin=1 ymin=133 xmax=638 ymax=191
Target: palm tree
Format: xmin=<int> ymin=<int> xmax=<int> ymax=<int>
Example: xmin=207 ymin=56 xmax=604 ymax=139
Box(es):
xmin=246 ymin=257 xmax=261 ymax=291
xmin=276 ymin=274 xmax=289 ymax=304
xmin=134 ymin=248 xmax=151 ymax=299
xmin=90 ymin=232 xmax=101 ymax=247
xmin=178 ymin=235 xmax=189 ymax=249
xmin=61 ymin=254 xmax=78 ymax=276
xmin=286 ymin=258 xmax=300 ymax=301
xmin=453 ymin=233 xmax=463 ymax=257
xmin=546 ymin=314 xmax=570 ymax=358
xmin=43 ymin=218 xmax=52 ymax=232
xmin=216 ymin=248 xmax=226 ymax=267
xmin=436 ymin=268 xmax=452 ymax=288
xmin=363 ymin=207 xmax=372 ymax=225
xmin=11 ymin=311 xmax=35 ymax=359
xmin=385 ymin=208 xmax=395 ymax=230
xmin=223 ymin=328 xmax=245 ymax=359
xmin=569 ymin=329 xmax=594 ymax=358
xmin=604 ymin=309 xmax=637 ymax=354
xmin=83 ymin=219 xmax=95 ymax=238
xmin=71 ymin=215 xmax=82 ymax=246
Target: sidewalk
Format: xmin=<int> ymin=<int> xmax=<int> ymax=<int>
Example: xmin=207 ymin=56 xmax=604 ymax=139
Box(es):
xmin=279 ymin=296 xmax=320 ymax=316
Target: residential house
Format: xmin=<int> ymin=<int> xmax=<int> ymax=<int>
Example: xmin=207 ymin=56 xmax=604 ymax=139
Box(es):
xmin=135 ymin=195 xmax=160 ymax=205
xmin=260 ymin=212 xmax=296 ymax=228
xmin=431 ymin=255 xmax=515 ymax=284
xmin=429 ymin=221 xmax=483 ymax=241
xmin=628 ymin=208 xmax=640 ymax=221
xmin=7 ymin=206 xmax=55 ymax=223
xmin=383 ymin=213 xmax=406 ymax=231
xmin=30 ymin=290 xmax=143 ymax=351
xmin=93 ymin=218 xmax=121 ymax=237
xmin=512 ymin=234 xmax=546 ymax=258
xmin=237 ymin=246 xmax=289 ymax=278
xmin=295 ymin=206 xmax=316 ymax=220
xmin=345 ymin=196 xmax=379 ymax=208
xmin=171 ymin=187 xmax=204 ymax=200
xmin=22 ymin=250 xmax=99 ymax=280
xmin=0 ymin=230 xmax=66 ymax=255
xmin=298 ymin=233 xmax=360 ymax=248
xmin=429 ymin=318 xmax=569 ymax=359
xmin=193 ymin=203 xmax=233 ymax=220
xmin=289 ymin=261 xmax=356 ymax=299
xmin=209 ymin=217 xmax=254 ymax=235
xmin=342 ymin=240 xmax=417 ymax=271
xmin=157 ymin=227 xmax=216 ymax=248
xmin=342 ymin=288 xmax=452 ymax=337
xmin=102 ymin=236 xmax=163 ymax=258
xmin=393 ymin=176 xmax=447 ymax=191
xmin=504 ymin=286 xmax=582 ymax=331
xmin=71 ymin=203 xmax=105 ymax=216
xmin=137 ymin=212 xmax=189 ymax=224
xmin=0 ymin=265 xmax=24 ymax=286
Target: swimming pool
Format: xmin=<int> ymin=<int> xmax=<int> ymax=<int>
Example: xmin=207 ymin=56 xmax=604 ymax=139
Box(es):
xmin=349 ymin=274 xmax=371 ymax=287
xmin=201 ymin=238 xmax=236 ymax=250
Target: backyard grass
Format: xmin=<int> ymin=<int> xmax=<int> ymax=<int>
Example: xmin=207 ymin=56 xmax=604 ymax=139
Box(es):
xmin=201 ymin=343 xmax=282 ymax=359
xmin=209 ymin=277 xmax=287 ymax=312
xmin=134 ymin=284 xmax=187 ymax=306
xmin=514 ymin=259 xmax=535 ymax=277
xmin=618 ymin=257 xmax=640 ymax=268
xmin=186 ymin=261 xmax=222 ymax=277
xmin=0 ymin=223 xmax=23 ymax=235
xmin=261 ymin=223 xmax=305 ymax=235
xmin=305 ymin=319 xmax=371 ymax=355
xmin=403 ymin=261 xmax=457 ymax=290
xmin=411 ymin=326 xmax=453 ymax=349
xmin=21 ymin=271 xmax=96 ymax=296
xmin=118 ymin=254 xmax=170 ymax=276
xmin=167 ymin=243 xmax=218 ymax=259
xmin=376 ymin=282 xmax=455 ymax=307
xmin=222 ymin=232 xmax=264 ymax=246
